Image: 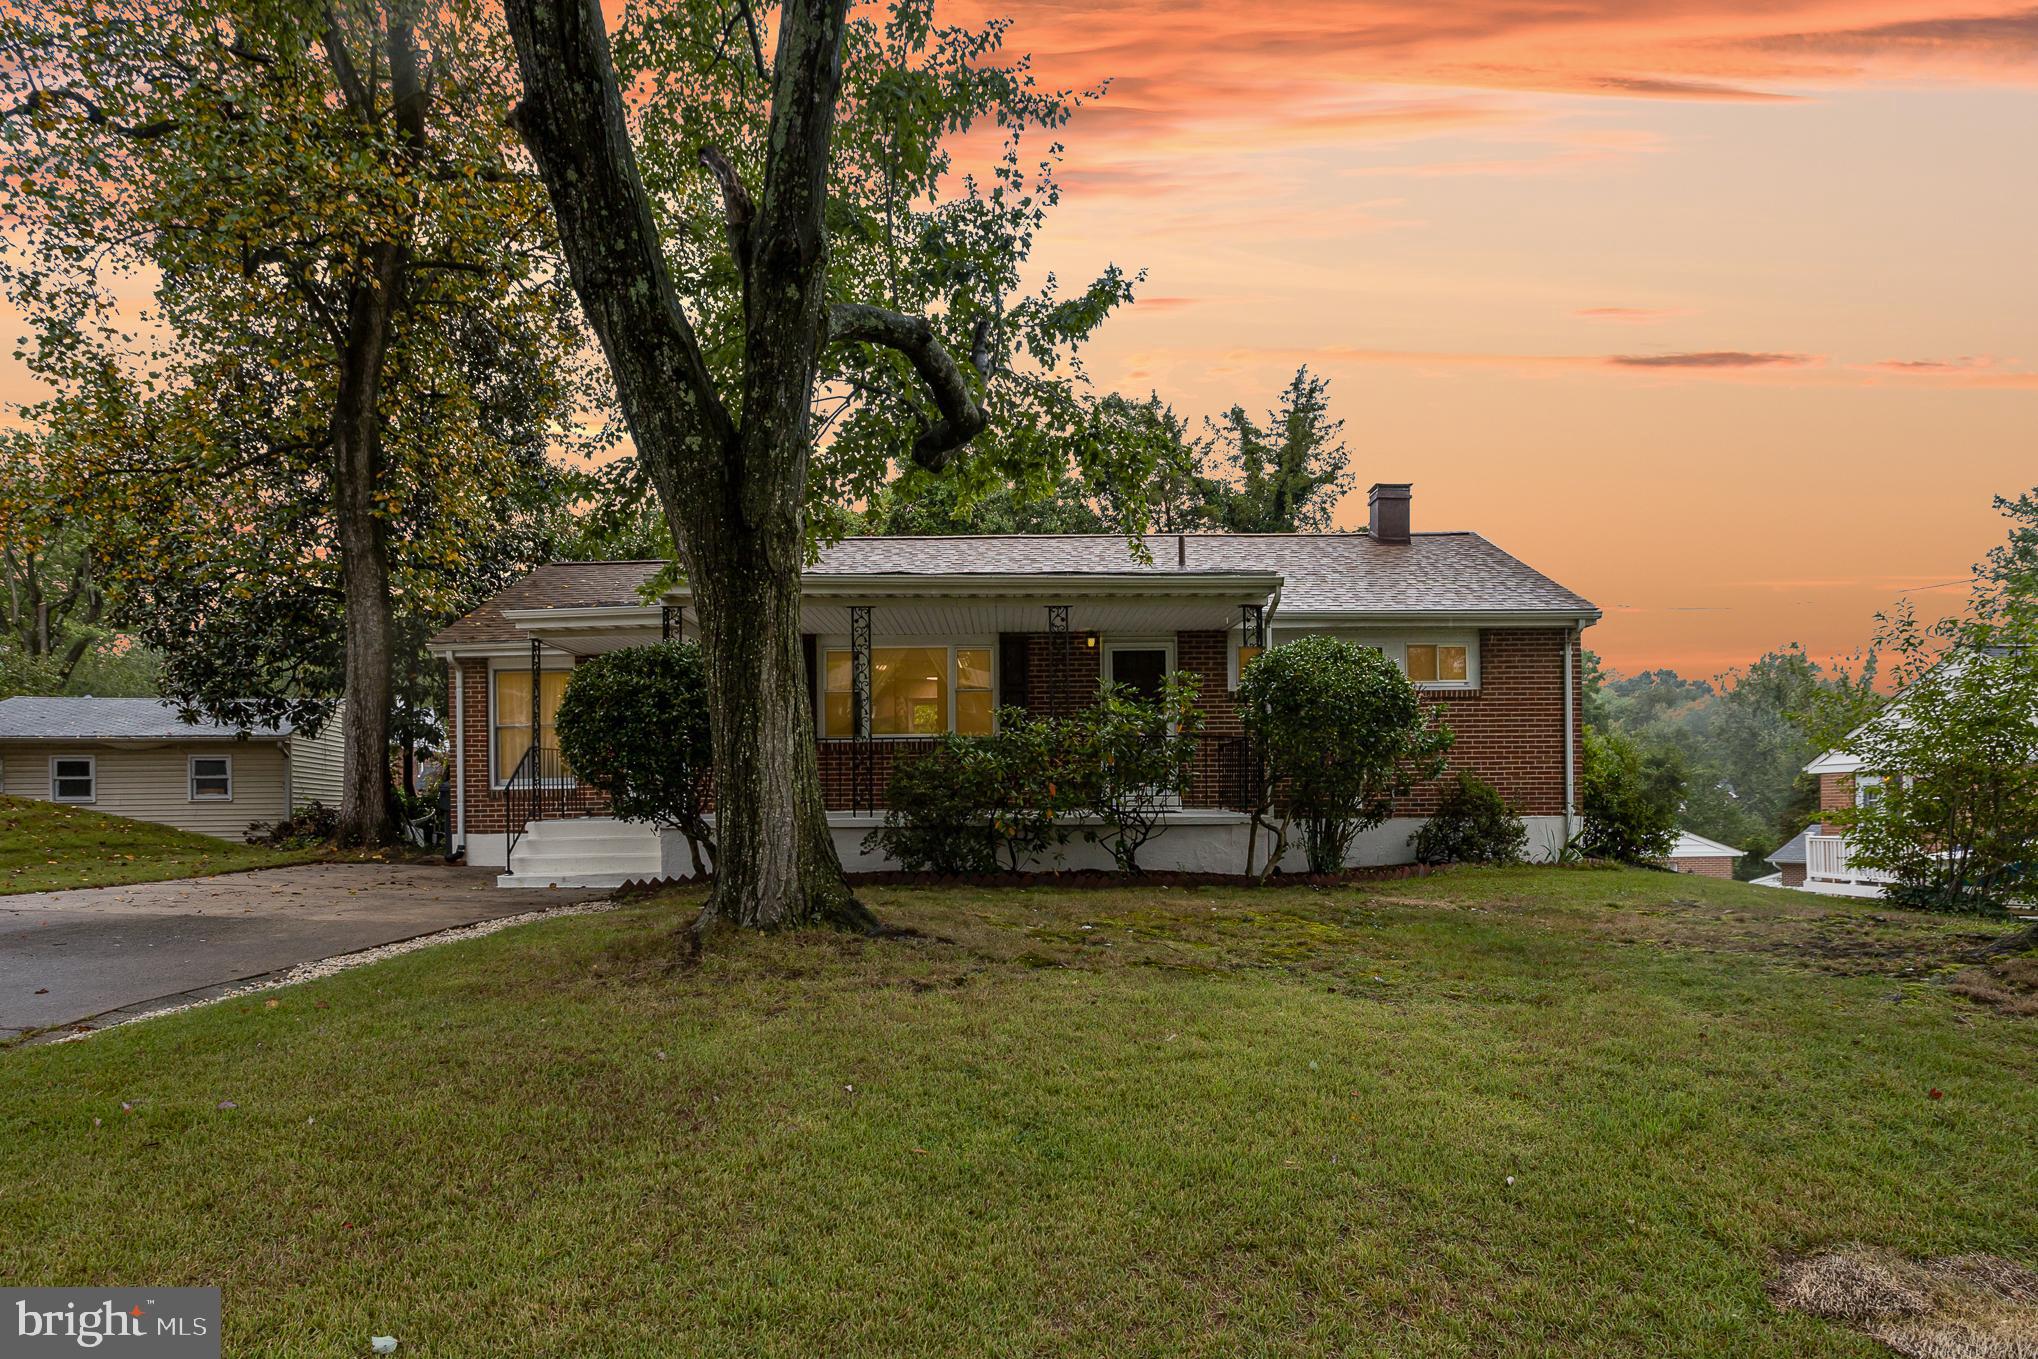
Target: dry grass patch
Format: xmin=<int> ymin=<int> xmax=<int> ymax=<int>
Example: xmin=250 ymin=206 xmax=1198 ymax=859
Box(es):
xmin=1772 ymin=1247 xmax=2038 ymax=1358
xmin=1948 ymin=954 xmax=2038 ymax=1018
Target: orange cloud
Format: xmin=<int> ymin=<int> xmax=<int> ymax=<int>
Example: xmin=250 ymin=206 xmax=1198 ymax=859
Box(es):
xmin=1575 ymin=306 xmax=1690 ymax=322
xmin=1609 ymin=350 xmax=1817 ymax=368
xmin=945 ymin=0 xmax=2038 ymax=157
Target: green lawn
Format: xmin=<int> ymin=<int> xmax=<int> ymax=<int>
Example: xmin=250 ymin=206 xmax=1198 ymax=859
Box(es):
xmin=2 ymin=868 xmax=2033 ymax=1356
xmin=0 ymin=795 xmax=326 ymax=893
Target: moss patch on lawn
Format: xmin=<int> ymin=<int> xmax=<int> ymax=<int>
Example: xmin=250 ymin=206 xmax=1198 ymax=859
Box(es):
xmin=2 ymin=868 xmax=2034 ymax=1358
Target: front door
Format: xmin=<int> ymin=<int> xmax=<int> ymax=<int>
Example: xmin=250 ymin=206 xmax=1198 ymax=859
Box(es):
xmin=1108 ymin=646 xmax=1169 ymax=701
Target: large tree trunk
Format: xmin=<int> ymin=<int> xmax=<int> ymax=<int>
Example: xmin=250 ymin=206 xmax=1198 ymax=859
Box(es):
xmin=330 ymin=240 xmax=405 ymax=849
xmin=505 ymin=0 xmax=979 ymax=929
xmin=683 ymin=518 xmax=866 ymax=928
xmin=504 ymin=0 xmax=861 ymax=929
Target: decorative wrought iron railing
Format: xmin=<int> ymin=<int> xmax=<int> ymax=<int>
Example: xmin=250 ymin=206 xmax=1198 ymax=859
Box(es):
xmin=503 ymin=744 xmax=572 ymax=866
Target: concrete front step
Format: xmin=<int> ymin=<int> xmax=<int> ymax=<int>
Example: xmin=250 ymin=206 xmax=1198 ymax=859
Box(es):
xmin=500 ymin=817 xmax=662 ymax=889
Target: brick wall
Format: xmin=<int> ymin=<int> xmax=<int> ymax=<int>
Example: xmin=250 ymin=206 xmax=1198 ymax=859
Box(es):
xmin=1819 ymin=772 xmax=1853 ymax=832
xmin=1400 ymin=628 xmax=1581 ymax=817
xmin=1780 ymin=862 xmax=1806 ymax=887
xmin=1668 ymin=856 xmax=1735 ymax=878
xmin=1177 ymin=629 xmax=1244 ymax=809
xmin=452 ymin=623 xmax=1585 ymax=837
xmin=1019 ymin=631 xmax=1102 ymax=716
xmin=816 ymin=737 xmax=939 ymax=812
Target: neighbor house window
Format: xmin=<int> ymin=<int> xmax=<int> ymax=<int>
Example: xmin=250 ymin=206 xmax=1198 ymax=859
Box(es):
xmin=824 ymin=645 xmax=993 ymax=737
xmin=189 ymin=755 xmax=232 ymax=801
xmin=1406 ymin=643 xmax=1470 ymax=686
xmin=51 ymin=756 xmax=95 ymax=803
xmin=494 ymin=668 xmax=571 ymax=782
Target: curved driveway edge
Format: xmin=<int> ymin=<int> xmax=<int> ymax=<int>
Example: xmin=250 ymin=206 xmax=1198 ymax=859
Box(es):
xmin=1 ymin=864 xmax=596 ymax=1042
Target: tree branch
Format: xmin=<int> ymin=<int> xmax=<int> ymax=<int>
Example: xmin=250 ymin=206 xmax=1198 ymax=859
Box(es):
xmin=320 ymin=6 xmax=374 ymax=120
xmin=697 ymin=145 xmax=754 ymax=284
xmin=0 ymin=87 xmax=177 ymax=139
xmin=828 ymin=303 xmax=989 ymax=471
xmin=735 ymin=0 xmax=768 ymax=81
xmin=502 ymin=0 xmax=738 ymax=496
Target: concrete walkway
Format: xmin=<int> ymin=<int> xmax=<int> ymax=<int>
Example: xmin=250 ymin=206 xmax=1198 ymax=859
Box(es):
xmin=0 ymin=864 xmax=596 ymax=1041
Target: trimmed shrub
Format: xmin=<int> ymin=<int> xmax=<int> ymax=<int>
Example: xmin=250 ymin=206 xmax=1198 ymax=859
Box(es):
xmin=866 ymin=683 xmax=1205 ymax=876
xmin=1069 ymin=673 xmax=1204 ymax=872
xmin=1239 ymin=635 xmax=1453 ymax=875
xmin=1411 ymin=771 xmax=1528 ymax=865
xmin=863 ymin=736 xmax=1005 ymax=874
xmin=555 ymin=641 xmax=715 ymax=875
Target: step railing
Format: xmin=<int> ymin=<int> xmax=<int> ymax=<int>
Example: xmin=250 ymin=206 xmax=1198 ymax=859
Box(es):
xmin=504 ymin=744 xmax=572 ymax=867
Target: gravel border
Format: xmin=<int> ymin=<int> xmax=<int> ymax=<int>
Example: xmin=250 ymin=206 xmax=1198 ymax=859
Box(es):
xmin=48 ymin=897 xmax=618 ymax=1043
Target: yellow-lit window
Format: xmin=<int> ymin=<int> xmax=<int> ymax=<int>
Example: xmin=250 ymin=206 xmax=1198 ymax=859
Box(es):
xmin=495 ymin=669 xmax=570 ymax=778
xmin=824 ymin=646 xmax=993 ymax=736
xmin=1237 ymin=645 xmax=1264 ymax=680
xmin=1406 ymin=644 xmax=1469 ymax=685
xmin=956 ymin=647 xmax=994 ymax=734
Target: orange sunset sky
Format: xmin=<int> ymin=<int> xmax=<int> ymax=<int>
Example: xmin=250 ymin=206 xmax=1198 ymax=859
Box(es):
xmin=941 ymin=0 xmax=2038 ymax=677
xmin=6 ymin=1 xmax=2034 ymax=680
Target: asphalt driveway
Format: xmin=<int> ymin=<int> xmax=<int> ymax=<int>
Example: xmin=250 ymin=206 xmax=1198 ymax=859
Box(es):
xmin=0 ymin=864 xmax=596 ymax=1041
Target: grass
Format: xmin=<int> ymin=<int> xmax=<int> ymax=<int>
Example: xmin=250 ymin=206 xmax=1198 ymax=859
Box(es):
xmin=0 ymin=794 xmax=327 ymax=893
xmin=2 ymin=867 xmax=2034 ymax=1357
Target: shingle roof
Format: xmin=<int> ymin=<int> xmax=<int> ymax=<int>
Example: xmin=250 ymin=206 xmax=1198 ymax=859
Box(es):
xmin=0 ymin=697 xmax=291 ymax=741
xmin=805 ymin=531 xmax=1597 ymax=617
xmin=1767 ymin=828 xmax=1812 ymax=866
xmin=428 ymin=561 xmax=664 ymax=647
xmin=429 ymin=533 xmax=1596 ymax=649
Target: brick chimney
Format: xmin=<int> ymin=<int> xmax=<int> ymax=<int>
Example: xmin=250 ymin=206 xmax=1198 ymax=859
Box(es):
xmin=1368 ymin=483 xmax=1412 ymax=544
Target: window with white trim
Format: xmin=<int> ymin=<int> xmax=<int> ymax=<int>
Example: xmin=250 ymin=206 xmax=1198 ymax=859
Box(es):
xmin=189 ymin=755 xmax=233 ymax=801
xmin=1405 ymin=643 xmax=1469 ymax=686
xmin=492 ymin=667 xmax=572 ymax=784
xmin=51 ymin=755 xmax=95 ymax=803
xmin=823 ymin=645 xmax=994 ymax=737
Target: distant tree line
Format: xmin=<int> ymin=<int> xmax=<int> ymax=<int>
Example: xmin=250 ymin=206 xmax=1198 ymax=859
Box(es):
xmin=1582 ymin=645 xmax=1881 ymax=877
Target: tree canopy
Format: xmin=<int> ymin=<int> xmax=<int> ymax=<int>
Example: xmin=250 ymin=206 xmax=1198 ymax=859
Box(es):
xmin=2 ymin=0 xmax=599 ymax=840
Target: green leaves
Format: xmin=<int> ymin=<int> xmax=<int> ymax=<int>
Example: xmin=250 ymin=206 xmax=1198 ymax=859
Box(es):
xmin=1239 ymin=635 xmax=1454 ymax=874
xmin=608 ymin=0 xmax=1138 ymax=537
xmin=555 ymin=642 xmax=715 ymax=864
xmin=1577 ymin=728 xmax=1681 ymax=865
xmin=3 ymin=0 xmax=599 ymax=728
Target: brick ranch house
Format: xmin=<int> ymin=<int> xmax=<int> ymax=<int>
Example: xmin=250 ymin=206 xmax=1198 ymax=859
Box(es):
xmin=428 ymin=485 xmax=1600 ymax=886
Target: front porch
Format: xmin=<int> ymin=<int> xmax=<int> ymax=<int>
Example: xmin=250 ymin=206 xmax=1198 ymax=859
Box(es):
xmin=478 ymin=570 xmax=1282 ymax=879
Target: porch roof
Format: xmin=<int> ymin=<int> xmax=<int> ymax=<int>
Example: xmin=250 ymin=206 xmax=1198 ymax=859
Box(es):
xmin=504 ymin=571 xmax=1281 ymax=655
xmin=428 ymin=529 xmax=1599 ymax=655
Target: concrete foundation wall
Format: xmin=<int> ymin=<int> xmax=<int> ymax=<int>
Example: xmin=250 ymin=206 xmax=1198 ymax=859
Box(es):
xmin=485 ymin=811 xmax=1571 ymax=881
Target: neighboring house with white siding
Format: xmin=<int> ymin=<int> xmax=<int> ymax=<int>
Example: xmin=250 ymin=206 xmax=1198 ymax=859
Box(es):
xmin=0 ymin=697 xmax=345 ymax=840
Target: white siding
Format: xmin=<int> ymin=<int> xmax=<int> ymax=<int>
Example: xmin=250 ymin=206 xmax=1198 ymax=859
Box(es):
xmin=0 ymin=740 xmax=289 ymax=839
xmin=289 ymin=704 xmax=347 ymax=811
